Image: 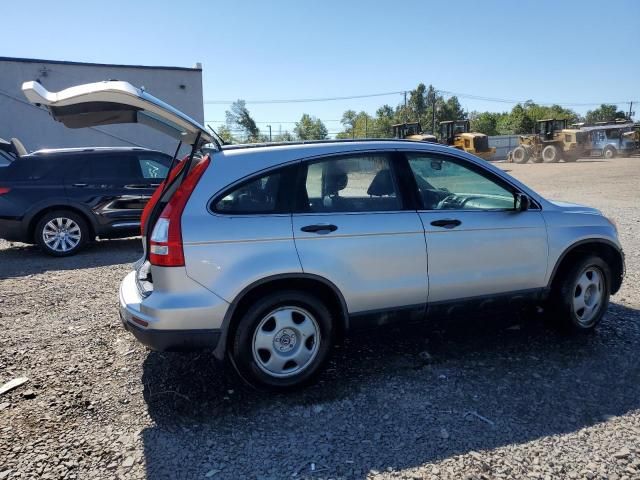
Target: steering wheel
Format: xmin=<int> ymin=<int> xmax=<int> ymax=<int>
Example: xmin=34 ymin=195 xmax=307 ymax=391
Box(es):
xmin=436 ymin=194 xmax=460 ymax=210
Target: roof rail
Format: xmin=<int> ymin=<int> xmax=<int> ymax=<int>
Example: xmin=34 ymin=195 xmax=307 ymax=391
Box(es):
xmin=219 ymin=138 xmax=439 ymax=151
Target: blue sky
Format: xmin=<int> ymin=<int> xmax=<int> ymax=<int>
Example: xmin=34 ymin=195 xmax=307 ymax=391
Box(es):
xmin=4 ymin=0 xmax=640 ymax=136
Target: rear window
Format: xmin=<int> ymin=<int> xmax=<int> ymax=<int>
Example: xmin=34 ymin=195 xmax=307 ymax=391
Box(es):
xmin=138 ymin=155 xmax=170 ymax=179
xmin=0 ymin=151 xmax=14 ymax=167
xmin=4 ymin=157 xmax=63 ymax=181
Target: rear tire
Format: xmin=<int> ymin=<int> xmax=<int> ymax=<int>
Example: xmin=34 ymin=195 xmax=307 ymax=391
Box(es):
xmin=542 ymin=145 xmax=561 ymax=163
xmin=549 ymin=255 xmax=611 ymax=332
xmin=35 ymin=210 xmax=89 ymax=257
xmin=511 ymin=146 xmax=529 ymax=164
xmin=603 ymin=146 xmax=617 ymax=159
xmin=230 ymin=290 xmax=334 ymax=390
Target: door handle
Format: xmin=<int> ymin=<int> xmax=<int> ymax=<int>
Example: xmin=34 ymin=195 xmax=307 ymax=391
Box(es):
xmin=301 ymin=224 xmax=338 ymax=234
xmin=430 ymin=219 xmax=461 ymax=229
xmin=125 ymin=184 xmax=148 ymax=189
xmin=72 ymin=183 xmax=87 ymax=188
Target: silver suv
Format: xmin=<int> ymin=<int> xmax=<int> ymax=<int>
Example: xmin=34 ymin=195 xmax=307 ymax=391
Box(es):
xmin=26 ymin=81 xmax=625 ymax=389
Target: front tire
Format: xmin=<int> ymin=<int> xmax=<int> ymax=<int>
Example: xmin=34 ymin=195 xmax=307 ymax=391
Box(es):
xmin=550 ymin=255 xmax=611 ymax=331
xmin=230 ymin=291 xmax=334 ymax=389
xmin=511 ymin=146 xmax=530 ymax=164
xmin=542 ymin=145 xmax=561 ymax=163
xmin=603 ymin=146 xmax=617 ymax=159
xmin=35 ymin=210 xmax=89 ymax=257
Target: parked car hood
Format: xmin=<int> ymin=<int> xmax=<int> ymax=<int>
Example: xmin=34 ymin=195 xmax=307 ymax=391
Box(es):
xmin=22 ymin=80 xmax=212 ymax=147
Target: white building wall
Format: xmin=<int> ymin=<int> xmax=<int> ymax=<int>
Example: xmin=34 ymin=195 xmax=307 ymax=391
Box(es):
xmin=0 ymin=57 xmax=204 ymax=155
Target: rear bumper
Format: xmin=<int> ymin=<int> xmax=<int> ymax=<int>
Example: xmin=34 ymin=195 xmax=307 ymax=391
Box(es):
xmin=120 ymin=315 xmax=221 ymax=351
xmin=119 ymin=270 xmax=228 ymax=352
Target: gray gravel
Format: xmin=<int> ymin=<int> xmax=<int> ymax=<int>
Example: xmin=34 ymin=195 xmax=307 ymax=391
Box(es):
xmin=1 ymin=157 xmax=639 ymax=480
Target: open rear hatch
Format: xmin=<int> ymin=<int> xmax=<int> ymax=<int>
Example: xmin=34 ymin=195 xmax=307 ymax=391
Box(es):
xmin=22 ymin=80 xmax=219 ymax=293
xmin=22 ymin=80 xmax=213 ymax=146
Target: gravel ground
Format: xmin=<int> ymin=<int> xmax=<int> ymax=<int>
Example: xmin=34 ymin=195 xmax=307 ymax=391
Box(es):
xmin=1 ymin=157 xmax=639 ymax=480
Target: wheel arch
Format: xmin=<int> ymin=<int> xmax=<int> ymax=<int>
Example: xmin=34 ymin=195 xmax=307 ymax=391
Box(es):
xmin=548 ymin=239 xmax=624 ymax=295
xmin=213 ymin=273 xmax=349 ymax=361
xmin=28 ymin=204 xmax=96 ymax=242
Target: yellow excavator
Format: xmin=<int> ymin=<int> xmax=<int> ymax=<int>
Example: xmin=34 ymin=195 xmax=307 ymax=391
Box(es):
xmin=439 ymin=120 xmax=496 ymax=160
xmin=392 ymin=122 xmax=437 ymax=142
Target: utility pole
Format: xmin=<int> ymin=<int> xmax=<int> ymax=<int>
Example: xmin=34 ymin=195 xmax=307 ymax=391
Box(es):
xmin=629 ymin=102 xmax=634 ymax=120
xmin=365 ymin=116 xmax=368 ymax=137
xmin=432 ymin=97 xmax=437 ymax=135
xmin=267 ymin=125 xmax=272 ymax=142
xmin=403 ymin=91 xmax=407 ymax=123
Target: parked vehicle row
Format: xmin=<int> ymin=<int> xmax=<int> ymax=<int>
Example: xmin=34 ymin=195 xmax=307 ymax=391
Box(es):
xmin=0 ymin=143 xmax=171 ymax=255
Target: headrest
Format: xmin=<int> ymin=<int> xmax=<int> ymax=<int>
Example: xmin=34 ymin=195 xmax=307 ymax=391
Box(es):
xmin=367 ymin=169 xmax=395 ymax=196
xmin=325 ymin=169 xmax=348 ymax=195
xmin=10 ymin=138 xmax=27 ymax=157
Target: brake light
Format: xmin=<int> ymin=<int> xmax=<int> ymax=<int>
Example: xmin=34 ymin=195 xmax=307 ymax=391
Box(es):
xmin=0 ymin=187 xmax=10 ymax=195
xmin=149 ymin=156 xmax=210 ymax=267
xmin=140 ymin=157 xmax=187 ymax=236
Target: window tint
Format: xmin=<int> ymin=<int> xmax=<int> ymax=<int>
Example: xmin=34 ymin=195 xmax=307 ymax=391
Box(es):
xmin=94 ymin=155 xmax=139 ymax=179
xmin=7 ymin=158 xmax=62 ymax=181
xmin=407 ymin=154 xmax=514 ymax=210
xmin=606 ymin=129 xmax=620 ymax=139
xmin=0 ymin=152 xmax=13 ymax=167
xmin=138 ymin=157 xmax=169 ymax=179
xmin=215 ymin=171 xmax=282 ymax=214
xmin=70 ymin=155 xmax=140 ymax=181
xmin=301 ymin=154 xmax=400 ymax=213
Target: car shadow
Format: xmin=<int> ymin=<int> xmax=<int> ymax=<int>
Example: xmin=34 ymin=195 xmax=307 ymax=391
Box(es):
xmin=0 ymin=238 xmax=142 ymax=279
xmin=140 ymin=302 xmax=640 ymax=479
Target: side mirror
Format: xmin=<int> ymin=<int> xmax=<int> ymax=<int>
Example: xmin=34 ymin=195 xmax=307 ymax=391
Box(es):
xmin=515 ymin=193 xmax=531 ymax=211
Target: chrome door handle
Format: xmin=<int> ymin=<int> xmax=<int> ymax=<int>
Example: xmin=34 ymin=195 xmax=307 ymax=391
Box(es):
xmin=72 ymin=183 xmax=87 ymax=187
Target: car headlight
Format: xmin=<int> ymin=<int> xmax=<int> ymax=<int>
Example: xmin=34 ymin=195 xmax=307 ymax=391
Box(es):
xmin=605 ymin=216 xmax=618 ymax=234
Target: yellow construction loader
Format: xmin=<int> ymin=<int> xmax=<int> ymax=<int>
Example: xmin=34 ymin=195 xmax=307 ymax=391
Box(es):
xmin=509 ymin=119 xmax=589 ymax=163
xmin=439 ymin=120 xmax=496 ymax=160
xmin=392 ymin=122 xmax=437 ymax=142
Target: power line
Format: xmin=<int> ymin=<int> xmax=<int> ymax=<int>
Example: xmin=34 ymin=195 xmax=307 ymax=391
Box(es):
xmin=205 ymin=88 xmax=637 ymax=107
xmin=204 ymin=91 xmax=406 ymax=104
xmin=205 ymin=119 xmax=343 ymax=124
xmin=437 ymin=89 xmax=638 ymax=107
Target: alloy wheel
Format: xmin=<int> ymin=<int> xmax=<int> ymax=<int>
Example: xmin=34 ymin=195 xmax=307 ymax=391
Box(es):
xmin=252 ymin=306 xmax=321 ymax=378
xmin=42 ymin=217 xmax=82 ymax=253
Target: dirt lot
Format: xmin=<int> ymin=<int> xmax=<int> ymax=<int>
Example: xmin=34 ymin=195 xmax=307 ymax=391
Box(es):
xmin=1 ymin=157 xmax=639 ymax=480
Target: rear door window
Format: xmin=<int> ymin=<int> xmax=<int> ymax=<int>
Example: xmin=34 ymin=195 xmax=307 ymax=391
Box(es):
xmin=299 ymin=154 xmax=401 ymax=213
xmin=212 ymin=164 xmax=297 ymax=214
xmin=68 ymin=154 xmax=140 ymax=183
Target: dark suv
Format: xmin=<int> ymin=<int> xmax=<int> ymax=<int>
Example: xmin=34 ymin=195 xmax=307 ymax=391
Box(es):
xmin=0 ymin=145 xmax=171 ymax=256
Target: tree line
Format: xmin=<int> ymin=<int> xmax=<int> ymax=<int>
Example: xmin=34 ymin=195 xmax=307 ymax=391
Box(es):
xmin=218 ymin=83 xmax=630 ymax=143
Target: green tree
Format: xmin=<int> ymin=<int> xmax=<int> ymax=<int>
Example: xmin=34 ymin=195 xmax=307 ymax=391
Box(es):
xmin=469 ymin=111 xmax=500 ymax=136
xmin=274 ymin=131 xmax=295 ymax=142
xmin=585 ymin=104 xmax=627 ymax=124
xmin=294 ymin=114 xmax=328 ymax=140
xmin=211 ymin=125 xmax=235 ymax=144
xmin=225 ymin=100 xmax=260 ymax=141
xmin=375 ymin=104 xmax=395 ymax=138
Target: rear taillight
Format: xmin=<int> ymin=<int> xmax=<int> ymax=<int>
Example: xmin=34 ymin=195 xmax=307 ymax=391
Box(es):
xmin=0 ymin=187 xmax=10 ymax=195
xmin=149 ymin=156 xmax=210 ymax=267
